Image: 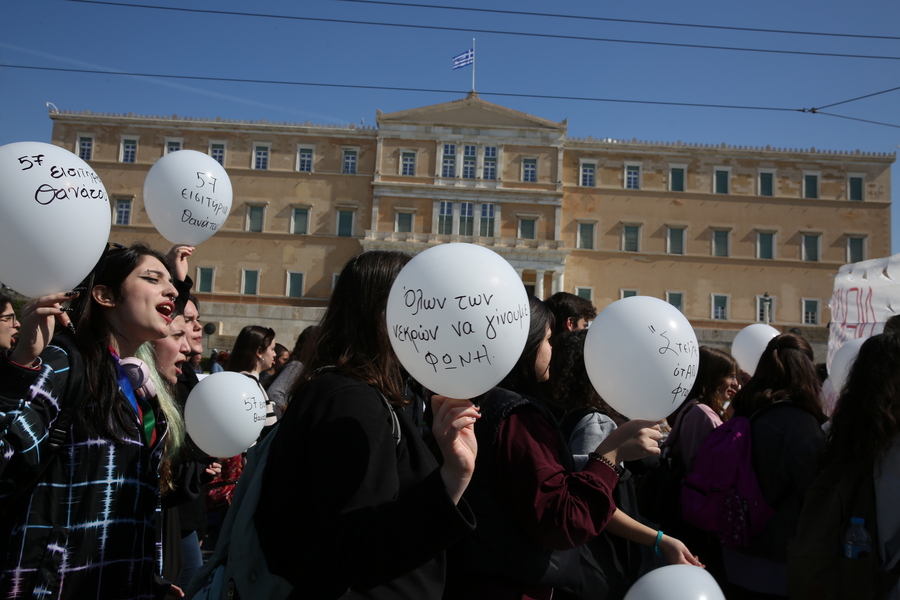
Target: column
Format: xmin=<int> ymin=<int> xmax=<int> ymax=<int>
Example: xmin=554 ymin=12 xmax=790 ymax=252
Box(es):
xmin=534 ymin=269 xmax=546 ymax=300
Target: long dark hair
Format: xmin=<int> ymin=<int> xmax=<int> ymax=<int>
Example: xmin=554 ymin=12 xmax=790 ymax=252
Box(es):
xmin=548 ymin=329 xmax=627 ymax=425
xmin=68 ymin=242 xmax=174 ymax=440
xmin=682 ymin=346 xmax=738 ymax=418
xmin=730 ymin=333 xmax=824 ymax=422
xmin=822 ymin=333 xmax=900 ymax=473
xmin=499 ymin=295 xmax=554 ymax=400
xmin=292 ymin=251 xmax=412 ymax=403
xmin=226 ymin=325 xmax=276 ymax=373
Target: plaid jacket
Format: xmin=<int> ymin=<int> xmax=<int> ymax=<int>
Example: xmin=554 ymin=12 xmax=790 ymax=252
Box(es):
xmin=0 ymin=343 xmax=168 ymax=600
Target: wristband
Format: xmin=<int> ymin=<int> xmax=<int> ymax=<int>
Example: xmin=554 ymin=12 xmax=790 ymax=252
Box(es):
xmin=654 ymin=530 xmax=664 ymax=557
xmin=6 ymin=352 xmax=42 ymax=371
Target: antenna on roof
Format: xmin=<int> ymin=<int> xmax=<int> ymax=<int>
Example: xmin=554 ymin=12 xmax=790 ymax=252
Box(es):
xmin=46 ymin=102 xmax=59 ymax=113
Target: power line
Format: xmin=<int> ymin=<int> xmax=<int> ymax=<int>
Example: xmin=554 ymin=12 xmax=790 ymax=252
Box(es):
xmin=337 ymin=0 xmax=900 ymax=42
xmin=60 ymin=0 xmax=900 ymax=61
xmin=813 ymin=85 xmax=900 ymax=110
xmin=815 ymin=111 xmax=900 ymax=129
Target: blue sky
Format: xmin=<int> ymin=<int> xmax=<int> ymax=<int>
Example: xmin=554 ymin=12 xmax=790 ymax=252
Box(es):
xmin=2 ymin=0 xmax=898 ymax=254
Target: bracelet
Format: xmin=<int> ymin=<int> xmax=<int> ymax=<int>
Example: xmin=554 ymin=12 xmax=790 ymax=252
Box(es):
xmin=587 ymin=452 xmax=620 ymax=476
xmin=6 ymin=352 xmax=42 ymax=371
xmin=654 ymin=530 xmax=664 ymax=557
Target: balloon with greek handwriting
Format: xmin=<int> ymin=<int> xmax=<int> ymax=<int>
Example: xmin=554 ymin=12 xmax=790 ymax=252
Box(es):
xmin=624 ymin=565 xmax=725 ymax=600
xmin=143 ymin=149 xmax=233 ymax=245
xmin=828 ymin=336 xmax=867 ymax=394
xmin=0 ymin=141 xmax=112 ymax=298
xmin=385 ymin=243 xmax=530 ymax=398
xmin=731 ymin=323 xmax=779 ymax=376
xmin=184 ymin=371 xmax=266 ymax=457
xmin=584 ymin=295 xmax=700 ymax=421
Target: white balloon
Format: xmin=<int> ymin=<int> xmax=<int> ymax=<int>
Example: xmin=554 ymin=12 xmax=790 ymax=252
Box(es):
xmin=828 ymin=337 xmax=867 ymax=394
xmin=143 ymin=149 xmax=232 ymax=245
xmin=386 ymin=243 xmax=530 ymax=398
xmin=0 ymin=142 xmax=111 ymax=297
xmin=584 ymin=296 xmax=699 ymax=421
xmin=184 ymin=372 xmax=267 ymax=457
xmin=731 ymin=323 xmax=780 ymax=376
xmin=624 ymin=565 xmax=726 ymax=600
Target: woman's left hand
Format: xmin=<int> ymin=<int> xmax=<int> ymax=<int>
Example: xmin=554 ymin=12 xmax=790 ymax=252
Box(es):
xmin=660 ymin=534 xmax=705 ymax=567
xmin=431 ymin=395 xmax=480 ymax=504
xmin=166 ymin=245 xmax=195 ymax=282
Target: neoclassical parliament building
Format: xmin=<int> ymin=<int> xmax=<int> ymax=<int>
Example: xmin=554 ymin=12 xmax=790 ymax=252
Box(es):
xmin=48 ymin=93 xmax=894 ymax=352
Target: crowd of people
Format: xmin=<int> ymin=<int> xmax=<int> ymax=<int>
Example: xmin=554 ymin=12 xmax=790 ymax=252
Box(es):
xmin=0 ymin=242 xmax=898 ymax=600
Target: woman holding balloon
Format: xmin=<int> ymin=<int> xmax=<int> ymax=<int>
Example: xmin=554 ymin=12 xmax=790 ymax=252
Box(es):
xmin=444 ymin=296 xmax=669 ymax=600
xmin=0 ymin=243 xmax=185 ymax=599
xmin=255 ymin=250 xmax=479 ymax=599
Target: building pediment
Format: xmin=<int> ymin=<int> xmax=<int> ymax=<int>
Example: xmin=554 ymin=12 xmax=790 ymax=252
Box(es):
xmin=377 ymin=92 xmax=566 ymax=132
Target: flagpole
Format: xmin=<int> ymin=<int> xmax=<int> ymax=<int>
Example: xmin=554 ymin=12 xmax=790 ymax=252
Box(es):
xmin=471 ymin=38 xmax=476 ymax=92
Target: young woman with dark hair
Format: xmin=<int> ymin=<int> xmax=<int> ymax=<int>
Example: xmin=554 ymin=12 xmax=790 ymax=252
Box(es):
xmin=0 ymin=292 xmax=21 ymax=352
xmin=0 ymin=242 xmax=185 ymax=599
xmin=723 ymin=333 xmax=826 ymax=599
xmin=255 ymin=251 xmax=479 ymax=599
xmin=444 ymin=296 xmax=666 ymax=600
xmin=266 ymin=325 xmax=318 ymax=417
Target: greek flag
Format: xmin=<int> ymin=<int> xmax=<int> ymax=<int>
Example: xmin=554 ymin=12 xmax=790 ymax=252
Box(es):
xmin=452 ymin=49 xmax=474 ymax=69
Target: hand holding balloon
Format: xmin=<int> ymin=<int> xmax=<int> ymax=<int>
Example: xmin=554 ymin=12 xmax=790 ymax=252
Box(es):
xmin=596 ymin=419 xmax=661 ymax=464
xmin=431 ymin=395 xmax=480 ymax=504
xmin=9 ymin=291 xmax=76 ymax=367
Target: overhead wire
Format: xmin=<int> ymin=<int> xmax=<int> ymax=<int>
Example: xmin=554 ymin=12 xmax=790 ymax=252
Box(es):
xmin=336 ymin=0 xmax=900 ymax=42
xmin=59 ymin=0 xmax=900 ymax=61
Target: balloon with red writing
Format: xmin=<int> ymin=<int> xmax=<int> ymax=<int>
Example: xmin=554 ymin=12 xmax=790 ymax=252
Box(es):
xmin=731 ymin=323 xmax=779 ymax=376
xmin=386 ymin=243 xmax=530 ymax=399
xmin=143 ymin=149 xmax=232 ymax=245
xmin=184 ymin=372 xmax=267 ymax=457
xmin=585 ymin=296 xmax=699 ymax=421
xmin=829 ymin=337 xmax=866 ymax=394
xmin=624 ymin=565 xmax=725 ymax=600
xmin=0 ymin=141 xmax=111 ymax=298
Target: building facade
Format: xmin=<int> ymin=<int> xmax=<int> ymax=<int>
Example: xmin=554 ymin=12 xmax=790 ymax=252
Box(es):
xmin=49 ymin=93 xmax=894 ymax=356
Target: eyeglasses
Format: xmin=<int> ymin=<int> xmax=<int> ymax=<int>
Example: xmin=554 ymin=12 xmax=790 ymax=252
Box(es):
xmin=0 ymin=312 xmax=18 ymax=324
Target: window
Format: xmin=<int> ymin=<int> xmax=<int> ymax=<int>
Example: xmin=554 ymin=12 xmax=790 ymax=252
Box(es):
xmin=667 ymin=227 xmax=685 ymax=255
xmin=254 ymin=145 xmax=270 ymax=170
xmin=396 ymin=212 xmax=413 ymax=233
xmin=483 ymin=146 xmax=497 ymax=180
xmin=759 ymin=171 xmax=774 ymax=197
xmin=666 ymin=292 xmax=684 ymax=312
xmin=480 ymin=203 xmax=495 ymax=237
xmin=714 ymin=168 xmax=730 ymax=194
xmin=298 ymin=147 xmax=313 ymax=172
xmin=401 ymin=151 xmax=416 ymax=176
xmin=581 ymin=163 xmax=596 ymax=187
xmin=459 ymin=202 xmax=474 ymax=236
xmin=197 ymin=267 xmax=214 ymax=293
xmin=621 ymin=289 xmax=638 ymax=299
xmin=114 ymin=199 xmax=132 ymax=225
xmin=803 ymin=173 xmax=819 ymax=199
xmin=712 ymin=294 xmax=729 ymax=320
xmin=756 ymin=295 xmax=775 ymax=323
xmin=847 ymin=236 xmax=866 ymax=263
xmin=463 ymin=145 xmax=476 ymax=179
xmin=713 ymin=230 xmax=730 ymax=257
xmin=166 ymin=139 xmax=182 ymax=154
xmin=757 ymin=231 xmax=775 ymax=259
xmin=442 ymin=144 xmax=456 ymax=178
xmin=291 ymin=207 xmax=309 ymax=235
xmin=121 ymin=139 xmax=137 ymax=163
xmin=578 ymin=222 xmax=595 ymax=250
xmin=625 ymin=165 xmax=641 ymax=190
xmin=523 ymin=158 xmax=537 ymax=183
xmin=247 ymin=205 xmax=265 ymax=232
xmin=438 ymin=201 xmax=453 ymax=235
xmin=623 ymin=225 xmax=640 ymax=252
xmin=286 ymin=272 xmax=304 ymax=298
xmin=342 ymin=149 xmax=357 ymax=174
xmin=802 ymin=234 xmax=820 ymax=262
xmin=210 ymin=143 xmax=225 ymax=165
xmin=519 ymin=218 xmax=536 ymax=240
xmin=803 ymin=299 xmax=820 ymax=325
xmin=848 ymin=176 xmax=864 ymax=201
xmin=575 ymin=287 xmax=593 ymax=301
xmin=242 ymin=270 xmax=260 ymax=295
xmin=78 ymin=136 xmax=93 ymax=161
xmin=337 ymin=210 xmax=354 ymax=237
xmin=670 ymin=166 xmax=685 ymax=192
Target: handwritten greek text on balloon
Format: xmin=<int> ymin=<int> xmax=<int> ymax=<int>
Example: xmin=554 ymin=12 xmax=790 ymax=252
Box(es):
xmin=181 ymin=188 xmax=229 ymax=217
xmin=485 ymin=303 xmax=529 ymax=339
xmin=424 ymin=344 xmax=492 ymax=373
xmin=18 ymin=154 xmax=107 ymax=205
xmin=391 ymin=323 xmax=440 ymax=353
xmin=181 ymin=209 xmax=221 ymax=232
